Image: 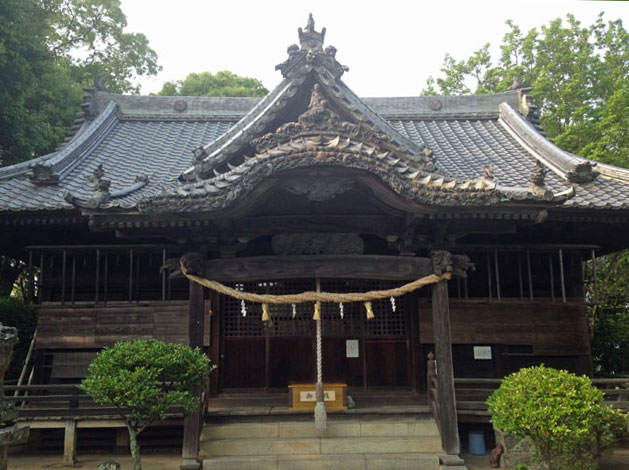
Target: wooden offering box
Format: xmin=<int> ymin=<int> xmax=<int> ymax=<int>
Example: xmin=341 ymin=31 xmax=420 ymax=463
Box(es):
xmin=289 ymin=383 xmax=348 ymax=411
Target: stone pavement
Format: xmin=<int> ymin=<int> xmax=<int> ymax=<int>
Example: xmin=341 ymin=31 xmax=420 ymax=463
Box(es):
xmin=8 ymin=452 xmax=181 ymax=470
xmin=464 ymin=447 xmax=629 ymax=470
xmin=7 ymin=448 xmax=629 ymax=469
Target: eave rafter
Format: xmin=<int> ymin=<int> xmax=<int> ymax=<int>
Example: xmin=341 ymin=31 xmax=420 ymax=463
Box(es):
xmin=138 ymin=127 xmax=573 ymax=215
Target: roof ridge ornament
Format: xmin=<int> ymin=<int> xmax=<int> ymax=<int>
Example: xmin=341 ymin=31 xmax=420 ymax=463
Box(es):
xmin=64 ymin=164 xmax=149 ymax=209
xmin=275 ymin=14 xmax=348 ymax=79
xmin=529 ymin=161 xmax=553 ymax=200
xmin=250 ymin=85 xmax=399 ymax=154
xmin=299 ymin=13 xmax=326 ymax=51
xmin=27 ymin=162 xmax=59 ymax=185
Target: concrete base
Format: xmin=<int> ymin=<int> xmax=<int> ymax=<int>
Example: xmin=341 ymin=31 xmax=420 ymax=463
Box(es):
xmin=0 ymin=424 xmax=29 ymax=470
xmin=202 ymin=453 xmax=441 ymax=470
xmin=201 ymin=416 xmax=443 ymax=470
xmin=494 ymin=428 xmax=540 ymax=469
xmin=439 ymin=454 xmax=467 ymax=469
xmin=180 ymin=457 xmax=202 ymax=470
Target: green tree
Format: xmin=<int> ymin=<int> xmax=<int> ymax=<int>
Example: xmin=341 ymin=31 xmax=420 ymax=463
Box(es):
xmin=157 ymin=71 xmax=268 ymax=97
xmin=0 ymin=0 xmax=159 ymax=167
xmin=487 ymin=365 xmax=628 ymax=470
xmin=422 ymin=13 xmax=628 ymax=168
xmin=423 ymin=15 xmax=629 ymax=367
xmin=586 ymin=250 xmax=629 ymax=376
xmin=81 ymin=339 xmax=214 ymax=470
xmin=0 ymin=298 xmax=37 ymax=381
xmin=45 ymin=0 xmax=160 ymax=93
xmin=0 ymin=0 xmax=81 ymax=166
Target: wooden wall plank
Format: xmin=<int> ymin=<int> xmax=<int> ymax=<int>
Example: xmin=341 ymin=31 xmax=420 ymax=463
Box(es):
xmin=36 ymin=302 xmax=190 ymax=349
xmin=419 ymin=301 xmax=589 ymax=354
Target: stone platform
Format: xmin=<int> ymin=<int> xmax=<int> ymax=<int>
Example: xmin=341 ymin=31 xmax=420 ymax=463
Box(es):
xmin=202 ymin=391 xmax=445 ymax=470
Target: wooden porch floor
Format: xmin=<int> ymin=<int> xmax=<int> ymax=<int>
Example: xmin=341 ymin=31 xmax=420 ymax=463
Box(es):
xmin=207 ymin=390 xmax=430 ymax=418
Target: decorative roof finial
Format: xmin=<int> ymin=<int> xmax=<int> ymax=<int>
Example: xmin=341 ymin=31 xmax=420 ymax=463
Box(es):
xmin=298 ymin=14 xmax=326 ymax=51
xmin=276 ymin=15 xmax=347 ymax=79
xmin=529 ymin=161 xmax=553 ymax=201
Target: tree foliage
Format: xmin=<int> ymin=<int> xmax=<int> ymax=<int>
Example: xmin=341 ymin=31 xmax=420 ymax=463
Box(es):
xmin=586 ymin=250 xmax=629 ymax=376
xmin=45 ymin=0 xmax=160 ymax=93
xmin=487 ymin=365 xmax=628 ymax=470
xmin=0 ymin=298 xmax=37 ymax=381
xmin=0 ymin=0 xmax=159 ymax=167
xmin=157 ymin=71 xmax=268 ymax=97
xmin=81 ymin=339 xmax=214 ymax=470
xmin=0 ymin=0 xmax=81 ymax=166
xmin=422 ymin=14 xmax=629 ymax=168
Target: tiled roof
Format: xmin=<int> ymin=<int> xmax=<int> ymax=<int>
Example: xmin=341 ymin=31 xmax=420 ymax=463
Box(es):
xmin=0 ymin=92 xmax=628 ymax=213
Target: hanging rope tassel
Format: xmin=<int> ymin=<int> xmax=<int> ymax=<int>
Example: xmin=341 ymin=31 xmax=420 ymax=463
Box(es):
xmin=313 ymin=300 xmax=321 ymax=320
xmin=314 ymin=278 xmax=327 ymax=432
xmin=261 ymin=303 xmax=270 ymax=322
xmin=364 ymin=301 xmax=374 ymax=320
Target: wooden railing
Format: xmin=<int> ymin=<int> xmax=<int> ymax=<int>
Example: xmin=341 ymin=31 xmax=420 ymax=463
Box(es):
xmin=5 ymin=383 xmax=188 ymax=465
xmin=5 ymin=384 xmax=117 ymax=418
xmin=5 ymin=383 xmax=194 ymax=419
xmin=453 ymin=377 xmax=629 ymax=419
xmin=426 ymin=356 xmax=629 ymax=424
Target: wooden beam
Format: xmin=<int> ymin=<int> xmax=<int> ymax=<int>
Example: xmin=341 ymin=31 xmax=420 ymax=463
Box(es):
xmin=431 ymin=280 xmax=460 ymax=456
xmin=559 ymin=249 xmax=566 ymax=303
xmin=191 ymin=255 xmax=433 ymax=282
xmin=217 ymin=215 xmax=403 ymax=237
xmin=61 ymin=250 xmax=66 ymax=305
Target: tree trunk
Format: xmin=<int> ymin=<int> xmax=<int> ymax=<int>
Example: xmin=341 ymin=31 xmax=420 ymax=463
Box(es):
xmin=127 ymin=424 xmax=142 ymax=470
xmin=0 ymin=257 xmax=22 ymax=297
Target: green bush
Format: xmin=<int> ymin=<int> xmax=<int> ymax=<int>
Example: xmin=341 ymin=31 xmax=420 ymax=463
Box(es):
xmin=487 ymin=365 xmax=628 ymax=470
xmin=81 ymin=339 xmax=215 ymax=470
xmin=0 ymin=298 xmax=37 ymax=381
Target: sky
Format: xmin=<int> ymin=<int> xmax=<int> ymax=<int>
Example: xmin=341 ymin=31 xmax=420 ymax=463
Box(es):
xmin=121 ymin=0 xmax=628 ymax=97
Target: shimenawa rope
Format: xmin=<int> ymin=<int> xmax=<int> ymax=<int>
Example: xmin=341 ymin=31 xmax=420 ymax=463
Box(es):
xmin=179 ymin=257 xmax=451 ymax=305
xmin=313 ymin=278 xmax=326 ymax=431
xmin=178 ymin=256 xmax=451 ymax=432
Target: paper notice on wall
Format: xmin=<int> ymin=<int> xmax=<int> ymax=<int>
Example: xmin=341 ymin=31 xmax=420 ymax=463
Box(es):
xmin=473 ymin=346 xmax=492 ymax=360
xmin=346 ymin=339 xmax=359 ymax=358
xmin=300 ymin=390 xmax=336 ymax=402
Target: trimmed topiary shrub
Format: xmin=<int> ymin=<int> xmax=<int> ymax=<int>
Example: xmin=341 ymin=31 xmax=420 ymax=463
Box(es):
xmin=0 ymin=297 xmax=37 ymax=381
xmin=81 ymin=339 xmax=214 ymax=470
xmin=487 ymin=365 xmax=628 ymax=470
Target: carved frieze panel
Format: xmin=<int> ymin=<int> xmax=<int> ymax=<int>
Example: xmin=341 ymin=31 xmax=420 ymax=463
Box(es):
xmin=281 ymin=177 xmax=355 ymax=203
xmin=272 ymin=233 xmax=364 ymax=255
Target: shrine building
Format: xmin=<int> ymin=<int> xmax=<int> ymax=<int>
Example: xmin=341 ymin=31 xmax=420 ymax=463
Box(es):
xmin=1 ymin=15 xmax=628 ymax=470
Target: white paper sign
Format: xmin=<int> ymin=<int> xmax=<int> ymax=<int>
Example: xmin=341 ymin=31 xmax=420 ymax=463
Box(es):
xmin=300 ymin=390 xmax=336 ymax=402
xmin=346 ymin=339 xmax=359 ymax=358
xmin=473 ymin=346 xmax=492 ymax=360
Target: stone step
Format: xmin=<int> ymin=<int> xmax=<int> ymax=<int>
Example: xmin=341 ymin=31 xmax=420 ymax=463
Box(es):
xmin=202 ymin=453 xmax=441 ymax=470
xmin=202 ymin=419 xmax=440 ymax=440
xmin=200 ymin=435 xmax=443 ymax=457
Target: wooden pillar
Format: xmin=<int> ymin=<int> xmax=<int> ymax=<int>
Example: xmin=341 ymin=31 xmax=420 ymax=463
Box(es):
xmin=181 ymin=280 xmax=205 ymax=470
xmin=188 ymin=281 xmax=205 ymax=349
xmin=208 ymin=291 xmax=220 ymax=397
xmin=63 ymin=419 xmax=77 ymax=465
xmin=407 ymin=292 xmax=422 ymax=393
xmin=431 ymin=280 xmax=460 ymax=456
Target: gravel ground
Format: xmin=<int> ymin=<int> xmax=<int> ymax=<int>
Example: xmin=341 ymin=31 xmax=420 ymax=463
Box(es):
xmin=8 ymin=448 xmax=629 ymax=469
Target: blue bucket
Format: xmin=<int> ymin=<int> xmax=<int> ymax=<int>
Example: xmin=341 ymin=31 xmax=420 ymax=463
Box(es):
xmin=468 ymin=431 xmax=486 ymax=455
